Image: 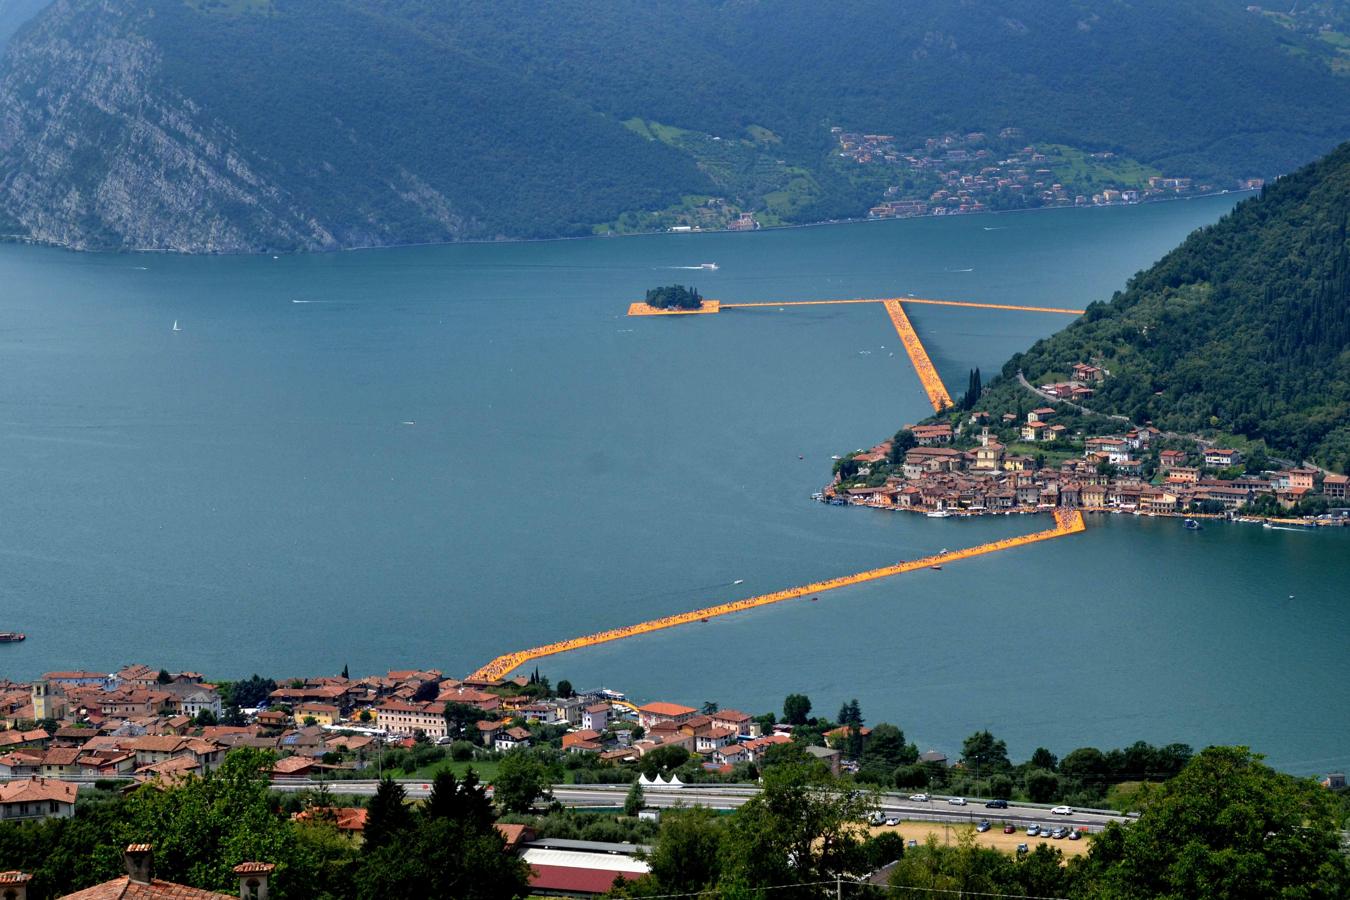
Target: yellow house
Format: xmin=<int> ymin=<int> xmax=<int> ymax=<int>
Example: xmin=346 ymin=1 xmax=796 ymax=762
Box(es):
xmin=296 ymin=703 xmax=339 ymax=727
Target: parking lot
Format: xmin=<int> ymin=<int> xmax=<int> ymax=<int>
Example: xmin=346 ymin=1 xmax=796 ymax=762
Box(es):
xmin=868 ymin=820 xmax=1092 ymax=857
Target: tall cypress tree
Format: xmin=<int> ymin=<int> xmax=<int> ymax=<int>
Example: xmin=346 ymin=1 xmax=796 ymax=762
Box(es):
xmin=365 ymin=777 xmax=413 ymax=852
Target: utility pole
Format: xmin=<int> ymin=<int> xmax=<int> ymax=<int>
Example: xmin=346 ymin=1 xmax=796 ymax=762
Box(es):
xmin=836 ymin=874 xmax=842 ymax=900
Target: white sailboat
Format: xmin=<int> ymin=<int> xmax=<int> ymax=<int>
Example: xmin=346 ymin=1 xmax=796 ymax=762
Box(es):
xmin=172 ymin=320 xmax=182 ymax=332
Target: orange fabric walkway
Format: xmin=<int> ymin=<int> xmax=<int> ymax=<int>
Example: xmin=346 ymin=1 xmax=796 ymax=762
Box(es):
xmin=721 ymin=297 xmax=1084 ymax=315
xmin=884 ymin=300 xmax=953 ymax=412
xmin=468 ymin=510 xmax=1085 ymax=680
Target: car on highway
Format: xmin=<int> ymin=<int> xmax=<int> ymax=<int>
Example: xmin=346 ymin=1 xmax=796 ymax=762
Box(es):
xmin=908 ymin=793 xmax=930 ymax=802
xmin=1051 ymin=805 xmax=1074 ymax=815
xmin=1003 ymin=824 xmax=1016 ymax=834
xmin=985 ymin=799 xmax=1008 ymax=809
xmin=976 ymin=820 xmax=990 ymax=833
xmin=948 ymin=796 xmax=967 ymax=806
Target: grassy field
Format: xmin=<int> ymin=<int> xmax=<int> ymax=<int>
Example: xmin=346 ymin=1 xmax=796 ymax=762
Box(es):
xmin=399 ymin=757 xmax=506 ymax=783
xmin=1043 ymin=144 xmax=1160 ymax=189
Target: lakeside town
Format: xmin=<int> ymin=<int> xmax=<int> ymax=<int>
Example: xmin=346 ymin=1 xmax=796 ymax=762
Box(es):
xmin=835 ymin=127 xmax=1264 ymax=220
xmin=825 ymin=360 xmax=1349 ymax=523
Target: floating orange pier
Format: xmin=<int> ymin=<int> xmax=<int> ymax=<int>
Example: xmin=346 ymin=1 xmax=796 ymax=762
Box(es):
xmin=466 ymin=292 xmax=1093 ymax=681
xmin=883 ymin=300 xmax=953 ymax=412
xmin=469 ymin=510 xmax=1085 ymax=681
xmin=627 ymin=300 xmax=721 ymax=316
xmin=719 ymin=297 xmax=1084 ymax=315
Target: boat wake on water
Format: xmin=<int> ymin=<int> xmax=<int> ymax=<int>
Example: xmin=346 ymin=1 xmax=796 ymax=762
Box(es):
xmin=945 ymin=267 xmax=975 ymax=272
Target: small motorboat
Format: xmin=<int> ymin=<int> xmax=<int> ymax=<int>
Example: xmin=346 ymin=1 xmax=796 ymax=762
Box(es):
xmin=930 ymin=565 xmax=943 ymax=571
xmin=0 ymin=632 xmax=25 ymax=643
xmin=1183 ymin=519 xmax=1202 ymax=530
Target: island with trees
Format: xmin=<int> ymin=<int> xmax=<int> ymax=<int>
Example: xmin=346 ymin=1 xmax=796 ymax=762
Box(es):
xmin=645 ymin=284 xmax=703 ymax=310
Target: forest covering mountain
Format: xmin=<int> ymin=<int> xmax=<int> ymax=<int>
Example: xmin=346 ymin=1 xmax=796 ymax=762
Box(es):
xmin=993 ymin=141 xmax=1350 ymax=472
xmin=1 ymin=0 xmax=1349 ymax=251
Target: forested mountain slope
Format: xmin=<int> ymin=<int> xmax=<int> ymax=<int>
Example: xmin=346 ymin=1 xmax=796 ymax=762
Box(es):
xmin=1000 ymin=141 xmax=1350 ymax=471
xmin=1 ymin=0 xmax=1349 ymax=251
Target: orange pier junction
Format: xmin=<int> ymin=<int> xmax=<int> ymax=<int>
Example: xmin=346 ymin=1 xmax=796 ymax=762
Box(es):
xmin=467 ymin=292 xmax=1089 ymax=681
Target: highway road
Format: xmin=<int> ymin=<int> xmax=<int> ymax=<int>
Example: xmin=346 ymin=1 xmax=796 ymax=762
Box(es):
xmin=275 ymin=779 xmax=1131 ymax=833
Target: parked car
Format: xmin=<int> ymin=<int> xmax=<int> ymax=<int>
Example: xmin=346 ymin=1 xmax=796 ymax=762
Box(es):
xmin=908 ymin=793 xmax=930 ymax=802
xmin=976 ymin=820 xmax=991 ymax=833
xmin=870 ymin=812 xmax=886 ymax=826
xmin=1003 ymin=824 xmax=1016 ymax=834
xmin=1016 ymin=843 xmax=1029 ymax=854
xmin=948 ymin=797 xmax=967 ymax=806
xmin=1051 ymin=805 xmax=1074 ymax=815
xmin=1026 ymin=825 xmax=1040 ymax=836
xmin=885 ymin=817 xmax=900 ymax=827
xmin=907 ymin=839 xmax=918 ymax=848
xmin=1051 ymin=827 xmax=1066 ymax=839
xmin=1068 ymin=829 xmax=1082 ymax=841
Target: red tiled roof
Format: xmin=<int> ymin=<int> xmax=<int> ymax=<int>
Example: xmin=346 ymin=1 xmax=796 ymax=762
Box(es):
xmin=59 ymin=876 xmax=232 ymax=899
xmin=529 ymin=864 xmax=640 ymax=895
xmin=638 ymin=702 xmax=695 ymax=717
xmin=0 ymin=777 xmax=77 ymax=805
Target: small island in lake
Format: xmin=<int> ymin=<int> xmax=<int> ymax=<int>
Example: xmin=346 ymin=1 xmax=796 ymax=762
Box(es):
xmin=646 ymin=284 xmax=704 ymax=310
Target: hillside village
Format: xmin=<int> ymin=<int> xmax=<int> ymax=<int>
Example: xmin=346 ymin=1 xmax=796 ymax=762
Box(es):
xmin=834 ymin=127 xmax=1262 ymax=219
xmin=827 ymin=362 xmax=1349 ymax=519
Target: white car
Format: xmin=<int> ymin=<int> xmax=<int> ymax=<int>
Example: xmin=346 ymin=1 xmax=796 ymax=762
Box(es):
xmin=948 ymin=797 xmax=967 ymax=806
xmin=908 ymin=793 xmax=930 ymax=802
xmin=1051 ymin=805 xmax=1073 ymax=815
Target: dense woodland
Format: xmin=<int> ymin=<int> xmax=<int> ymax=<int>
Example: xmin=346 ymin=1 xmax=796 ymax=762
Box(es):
xmin=981 ymin=140 xmax=1350 ymax=471
xmin=3 ymin=0 xmax=1350 ymax=249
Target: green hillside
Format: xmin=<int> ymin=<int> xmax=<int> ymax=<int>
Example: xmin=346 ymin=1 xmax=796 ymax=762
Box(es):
xmin=2 ymin=0 xmax=1350 ymax=250
xmin=994 ymin=141 xmax=1350 ymax=471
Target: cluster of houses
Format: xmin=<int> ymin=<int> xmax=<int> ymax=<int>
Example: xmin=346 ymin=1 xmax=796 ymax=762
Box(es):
xmin=831 ymin=400 xmax=1347 ymax=517
xmin=0 ymin=663 xmax=835 ymax=826
xmin=830 ymin=126 xmax=1224 ymax=219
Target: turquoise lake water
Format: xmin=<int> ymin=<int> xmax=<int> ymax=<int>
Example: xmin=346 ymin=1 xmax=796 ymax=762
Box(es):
xmin=1 ymin=195 xmax=1345 ymax=774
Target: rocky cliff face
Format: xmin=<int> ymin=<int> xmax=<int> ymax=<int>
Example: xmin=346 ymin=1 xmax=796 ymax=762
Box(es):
xmin=0 ymin=0 xmax=468 ymax=252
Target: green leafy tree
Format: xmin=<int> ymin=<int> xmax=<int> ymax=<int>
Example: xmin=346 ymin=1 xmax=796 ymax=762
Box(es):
xmin=1029 ymin=747 xmax=1058 ymax=771
xmin=355 ymin=812 xmax=529 ymax=899
xmin=645 ymin=284 xmax=703 ymax=310
xmin=961 ymin=730 xmax=1010 ymax=776
xmin=1024 ymin=768 xmax=1061 ymax=803
xmin=623 ymin=780 xmax=645 ymax=817
xmin=118 ymin=748 xmax=308 ymax=894
xmin=555 ymin=679 xmax=574 ymax=698
xmin=782 ymin=693 xmax=812 ymax=726
xmin=719 ymin=760 xmax=876 ymax=896
xmin=494 ymin=750 xmax=552 ymax=813
xmin=887 ymin=428 xmax=917 ymax=463
xmin=645 ymin=806 xmax=724 ymax=894
xmin=443 ymin=701 xmax=482 ymax=741
xmin=1081 ymin=746 xmax=1350 ymax=898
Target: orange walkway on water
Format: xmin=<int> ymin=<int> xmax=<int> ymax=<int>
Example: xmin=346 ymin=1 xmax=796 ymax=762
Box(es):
xmin=884 ymin=300 xmax=953 ymax=412
xmin=469 ymin=510 xmax=1085 ymax=681
xmin=720 ymin=297 xmax=1084 ymax=315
